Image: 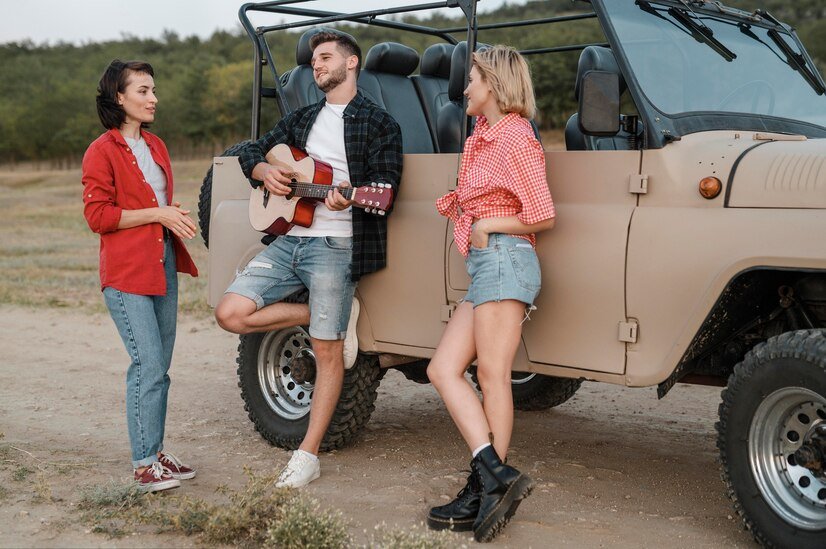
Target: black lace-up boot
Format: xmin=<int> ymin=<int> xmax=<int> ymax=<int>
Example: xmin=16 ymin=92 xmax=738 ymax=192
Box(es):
xmin=426 ymin=467 xmax=482 ymax=531
xmin=472 ymin=445 xmax=534 ymax=542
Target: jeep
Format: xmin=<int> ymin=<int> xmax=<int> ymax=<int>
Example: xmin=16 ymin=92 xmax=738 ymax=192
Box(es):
xmin=199 ymin=1 xmax=826 ymax=546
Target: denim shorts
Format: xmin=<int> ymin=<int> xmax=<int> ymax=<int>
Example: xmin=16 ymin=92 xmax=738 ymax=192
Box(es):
xmin=464 ymin=233 xmax=541 ymax=308
xmin=225 ymin=235 xmax=356 ymax=340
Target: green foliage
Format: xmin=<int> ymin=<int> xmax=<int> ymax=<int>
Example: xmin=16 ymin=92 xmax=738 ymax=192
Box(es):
xmin=1 ymin=0 xmax=822 ymax=164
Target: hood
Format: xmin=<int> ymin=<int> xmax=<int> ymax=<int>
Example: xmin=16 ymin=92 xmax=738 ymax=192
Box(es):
xmin=727 ymin=138 xmax=826 ymax=208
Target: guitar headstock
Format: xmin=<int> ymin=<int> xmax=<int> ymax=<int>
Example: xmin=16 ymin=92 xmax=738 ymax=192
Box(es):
xmin=352 ymin=183 xmax=393 ymax=216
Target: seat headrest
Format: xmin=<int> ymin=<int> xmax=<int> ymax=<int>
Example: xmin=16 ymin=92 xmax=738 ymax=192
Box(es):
xmin=364 ymin=42 xmax=420 ymax=76
xmin=447 ymin=42 xmax=469 ymax=101
xmin=575 ymin=46 xmax=626 ymax=99
xmin=295 ymin=27 xmax=359 ymax=66
xmin=420 ymin=43 xmax=454 ymax=79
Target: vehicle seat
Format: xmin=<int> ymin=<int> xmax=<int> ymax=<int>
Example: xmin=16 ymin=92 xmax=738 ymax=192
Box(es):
xmin=565 ymin=46 xmax=643 ymax=151
xmin=279 ymin=28 xmax=331 ymax=110
xmin=437 ymin=42 xmax=542 ymax=153
xmin=411 ymin=43 xmax=454 ymax=152
xmin=436 ymin=41 xmax=470 ymax=153
xmin=358 ymin=42 xmax=434 ymax=154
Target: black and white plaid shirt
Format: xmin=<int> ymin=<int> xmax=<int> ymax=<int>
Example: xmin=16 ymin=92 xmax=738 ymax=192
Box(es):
xmin=238 ymin=92 xmax=403 ymax=281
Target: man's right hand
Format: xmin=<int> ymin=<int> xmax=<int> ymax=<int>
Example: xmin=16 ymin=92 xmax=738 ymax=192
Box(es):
xmin=252 ymin=162 xmax=293 ymax=196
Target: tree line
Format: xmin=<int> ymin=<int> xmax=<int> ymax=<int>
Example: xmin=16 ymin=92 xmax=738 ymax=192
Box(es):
xmin=0 ymin=0 xmax=823 ymax=165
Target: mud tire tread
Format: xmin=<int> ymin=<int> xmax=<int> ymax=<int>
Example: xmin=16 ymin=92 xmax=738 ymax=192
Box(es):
xmin=471 ymin=371 xmax=582 ymax=411
xmin=235 ymin=290 xmax=381 ymax=452
xmin=715 ymin=329 xmax=826 ymax=549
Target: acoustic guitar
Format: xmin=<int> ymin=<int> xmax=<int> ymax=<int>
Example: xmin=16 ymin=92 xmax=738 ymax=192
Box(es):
xmin=248 ymin=143 xmax=394 ymax=236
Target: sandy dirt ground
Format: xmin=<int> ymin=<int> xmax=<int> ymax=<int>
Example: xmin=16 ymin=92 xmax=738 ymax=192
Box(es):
xmin=0 ymin=306 xmax=756 ymax=548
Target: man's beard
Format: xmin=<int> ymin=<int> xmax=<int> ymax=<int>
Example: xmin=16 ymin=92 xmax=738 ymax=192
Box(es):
xmin=316 ymin=63 xmax=347 ymax=93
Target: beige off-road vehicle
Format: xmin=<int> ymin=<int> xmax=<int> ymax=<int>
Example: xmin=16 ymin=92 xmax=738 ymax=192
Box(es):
xmin=199 ymin=1 xmax=826 ymax=546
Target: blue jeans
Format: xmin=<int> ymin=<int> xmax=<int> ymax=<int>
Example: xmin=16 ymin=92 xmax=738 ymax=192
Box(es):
xmin=225 ymin=235 xmax=356 ymax=340
xmin=104 ymin=239 xmax=177 ymax=468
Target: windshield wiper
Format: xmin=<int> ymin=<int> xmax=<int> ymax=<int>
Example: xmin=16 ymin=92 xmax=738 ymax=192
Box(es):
xmin=668 ymin=4 xmax=736 ymax=61
xmin=765 ymin=28 xmax=826 ymax=95
xmin=636 ymin=1 xmax=736 ymax=62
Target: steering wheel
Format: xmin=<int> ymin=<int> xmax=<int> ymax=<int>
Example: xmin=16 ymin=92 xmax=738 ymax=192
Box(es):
xmin=717 ymin=80 xmax=776 ymax=115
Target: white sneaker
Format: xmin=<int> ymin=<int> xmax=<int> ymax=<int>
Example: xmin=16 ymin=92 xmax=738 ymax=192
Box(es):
xmin=343 ymin=298 xmax=360 ymax=370
xmin=275 ymin=450 xmax=320 ymax=488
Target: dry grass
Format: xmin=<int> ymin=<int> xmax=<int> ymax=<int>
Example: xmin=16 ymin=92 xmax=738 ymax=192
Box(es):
xmin=73 ymin=470 xmax=464 ymax=547
xmin=0 ymin=159 xmax=213 ymax=316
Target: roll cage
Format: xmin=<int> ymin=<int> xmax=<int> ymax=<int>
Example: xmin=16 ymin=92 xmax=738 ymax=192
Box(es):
xmin=237 ymin=0 xmax=605 ymax=148
xmin=236 ymin=0 xmax=826 ymax=150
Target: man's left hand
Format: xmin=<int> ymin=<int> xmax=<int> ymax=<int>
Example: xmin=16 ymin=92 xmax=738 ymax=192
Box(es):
xmin=325 ymin=182 xmax=355 ymax=211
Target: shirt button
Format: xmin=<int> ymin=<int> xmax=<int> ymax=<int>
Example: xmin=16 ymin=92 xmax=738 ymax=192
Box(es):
xmin=126 ymin=148 xmax=130 ymax=153
xmin=132 ymin=161 xmax=136 ymax=165
xmin=151 ymin=198 xmax=156 ymax=202
xmin=87 ymin=193 xmax=92 ymax=197
xmin=160 ymin=259 xmax=163 ymax=263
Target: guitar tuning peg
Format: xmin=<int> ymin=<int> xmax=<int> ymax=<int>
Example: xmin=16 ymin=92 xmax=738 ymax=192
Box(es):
xmin=371 ymin=182 xmax=377 ymax=187
xmin=378 ymin=210 xmax=386 ymax=216
xmin=378 ymin=189 xmax=383 ymax=193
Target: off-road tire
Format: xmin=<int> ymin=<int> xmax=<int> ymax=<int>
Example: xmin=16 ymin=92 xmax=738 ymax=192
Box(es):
xmin=716 ymin=329 xmax=826 ymax=548
xmin=236 ymin=292 xmax=381 ymax=451
xmin=471 ymin=370 xmax=581 ymax=411
xmin=197 ymin=140 xmax=251 ymax=248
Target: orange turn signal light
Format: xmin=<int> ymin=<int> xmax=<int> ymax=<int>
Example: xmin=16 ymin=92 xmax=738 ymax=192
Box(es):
xmin=699 ymin=176 xmax=722 ymax=199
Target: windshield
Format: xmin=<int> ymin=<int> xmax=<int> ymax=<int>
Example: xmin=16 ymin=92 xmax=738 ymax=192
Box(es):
xmin=605 ymin=1 xmax=826 ymax=127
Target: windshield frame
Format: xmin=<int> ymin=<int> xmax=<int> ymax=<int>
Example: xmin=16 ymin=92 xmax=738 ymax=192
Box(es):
xmin=593 ymin=0 xmax=826 ymax=149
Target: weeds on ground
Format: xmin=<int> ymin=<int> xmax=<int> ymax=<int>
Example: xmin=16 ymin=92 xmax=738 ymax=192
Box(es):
xmin=12 ymin=465 xmax=33 ymax=481
xmin=76 ymin=469 xmax=463 ymax=548
xmin=367 ymin=522 xmax=468 ymax=549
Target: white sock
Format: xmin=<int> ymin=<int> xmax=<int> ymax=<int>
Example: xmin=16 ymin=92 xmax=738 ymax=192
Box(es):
xmin=472 ymin=443 xmax=491 ymax=458
xmin=297 ymin=449 xmax=318 ymax=462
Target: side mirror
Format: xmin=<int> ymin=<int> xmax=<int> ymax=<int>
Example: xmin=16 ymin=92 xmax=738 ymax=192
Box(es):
xmin=578 ymin=70 xmax=621 ymax=136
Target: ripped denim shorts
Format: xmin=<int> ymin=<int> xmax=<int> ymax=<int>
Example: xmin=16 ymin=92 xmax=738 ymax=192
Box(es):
xmin=464 ymin=233 xmax=541 ymax=308
xmin=225 ymin=235 xmax=355 ymax=340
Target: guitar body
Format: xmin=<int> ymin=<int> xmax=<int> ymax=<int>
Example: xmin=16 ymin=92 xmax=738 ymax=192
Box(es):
xmin=248 ymin=144 xmax=334 ymax=235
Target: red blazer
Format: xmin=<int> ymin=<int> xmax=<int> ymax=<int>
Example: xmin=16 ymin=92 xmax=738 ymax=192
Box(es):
xmin=82 ymin=129 xmax=198 ymax=295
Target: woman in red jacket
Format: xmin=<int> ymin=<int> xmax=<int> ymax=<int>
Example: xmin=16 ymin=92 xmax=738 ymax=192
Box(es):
xmin=82 ymin=60 xmax=199 ymax=492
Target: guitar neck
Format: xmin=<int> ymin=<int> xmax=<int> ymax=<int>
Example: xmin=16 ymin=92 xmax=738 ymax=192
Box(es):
xmin=288 ymin=181 xmax=354 ymax=201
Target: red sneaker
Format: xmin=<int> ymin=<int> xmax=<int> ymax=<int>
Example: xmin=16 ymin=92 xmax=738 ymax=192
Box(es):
xmin=134 ymin=462 xmax=180 ymax=493
xmin=159 ymin=452 xmax=196 ymax=480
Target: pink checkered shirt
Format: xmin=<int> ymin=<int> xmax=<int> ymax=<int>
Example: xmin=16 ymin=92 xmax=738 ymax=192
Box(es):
xmin=436 ymin=113 xmax=555 ymax=257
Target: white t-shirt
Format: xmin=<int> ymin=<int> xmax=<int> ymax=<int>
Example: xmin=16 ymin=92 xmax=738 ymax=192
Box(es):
xmin=288 ymin=102 xmax=353 ymax=237
xmin=124 ymin=135 xmax=167 ymax=207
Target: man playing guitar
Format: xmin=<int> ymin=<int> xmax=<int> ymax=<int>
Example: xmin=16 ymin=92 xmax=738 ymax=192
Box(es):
xmin=214 ymin=29 xmax=403 ymax=488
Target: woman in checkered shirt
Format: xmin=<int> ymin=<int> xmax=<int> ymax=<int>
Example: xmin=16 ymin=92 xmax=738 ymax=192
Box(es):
xmin=427 ymin=45 xmax=556 ymax=542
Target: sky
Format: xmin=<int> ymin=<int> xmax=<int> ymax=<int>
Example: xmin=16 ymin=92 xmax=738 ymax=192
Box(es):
xmin=0 ymin=0 xmax=520 ymax=46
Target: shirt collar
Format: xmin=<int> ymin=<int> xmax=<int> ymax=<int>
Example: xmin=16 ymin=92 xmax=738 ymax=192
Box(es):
xmin=343 ymin=91 xmax=367 ymax=119
xmin=107 ymin=128 xmax=155 ymax=149
xmin=475 ymin=112 xmax=521 ymax=143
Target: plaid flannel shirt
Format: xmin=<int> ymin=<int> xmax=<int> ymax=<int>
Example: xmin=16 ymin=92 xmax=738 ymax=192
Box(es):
xmin=238 ymin=92 xmax=403 ymax=281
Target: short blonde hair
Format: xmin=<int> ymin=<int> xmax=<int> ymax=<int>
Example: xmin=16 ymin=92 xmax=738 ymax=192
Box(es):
xmin=472 ymin=45 xmax=536 ymax=119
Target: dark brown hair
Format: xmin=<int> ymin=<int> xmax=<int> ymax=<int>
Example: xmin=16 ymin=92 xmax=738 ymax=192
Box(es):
xmin=95 ymin=59 xmax=154 ymax=129
xmin=309 ymin=31 xmax=362 ymax=77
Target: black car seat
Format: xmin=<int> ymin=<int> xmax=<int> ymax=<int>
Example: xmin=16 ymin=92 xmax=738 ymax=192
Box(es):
xmin=411 ymin=43 xmax=454 ymax=152
xmin=436 ymin=41 xmax=471 ymax=153
xmin=279 ymin=28 xmax=334 ymax=110
xmin=358 ymin=42 xmax=434 ymax=154
xmin=565 ymin=46 xmax=643 ymax=151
